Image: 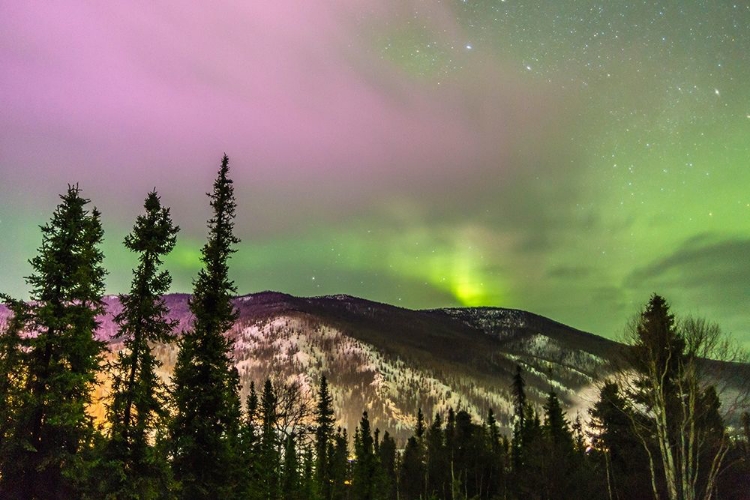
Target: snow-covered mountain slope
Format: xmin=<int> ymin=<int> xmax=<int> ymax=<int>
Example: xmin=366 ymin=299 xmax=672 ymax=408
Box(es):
xmin=3 ymin=292 xmax=746 ymax=438
xmin=101 ymin=292 xmax=620 ymax=439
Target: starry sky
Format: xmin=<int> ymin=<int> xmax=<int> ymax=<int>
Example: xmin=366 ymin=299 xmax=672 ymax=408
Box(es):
xmin=1 ymin=1 xmax=749 ymax=346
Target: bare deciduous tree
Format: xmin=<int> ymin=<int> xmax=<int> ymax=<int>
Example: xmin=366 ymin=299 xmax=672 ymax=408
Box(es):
xmin=612 ymin=295 xmax=748 ymax=500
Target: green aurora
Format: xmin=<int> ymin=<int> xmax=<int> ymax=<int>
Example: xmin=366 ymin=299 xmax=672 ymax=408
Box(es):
xmin=1 ymin=1 xmax=748 ymax=346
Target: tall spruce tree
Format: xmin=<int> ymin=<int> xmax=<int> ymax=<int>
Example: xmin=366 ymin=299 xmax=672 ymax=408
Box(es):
xmin=0 ymin=186 xmax=106 ymax=499
xmin=101 ymin=191 xmax=179 ymax=498
xmin=169 ymin=155 xmax=244 ymax=499
xmin=315 ymin=375 xmax=335 ymax=499
xmin=259 ymin=378 xmax=281 ymax=500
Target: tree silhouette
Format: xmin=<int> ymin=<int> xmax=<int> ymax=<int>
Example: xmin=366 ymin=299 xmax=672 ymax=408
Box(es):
xmin=169 ymin=156 xmax=244 ymax=499
xmin=315 ymin=375 xmax=335 ymax=499
xmin=0 ymin=186 xmax=106 ymax=499
xmin=100 ymin=190 xmax=179 ymax=498
xmin=614 ymin=295 xmax=748 ymax=500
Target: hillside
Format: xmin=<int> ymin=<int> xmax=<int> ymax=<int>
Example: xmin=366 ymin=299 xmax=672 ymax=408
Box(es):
xmin=88 ymin=292 xmax=620 ymax=439
xmin=0 ymin=292 xmax=636 ymax=440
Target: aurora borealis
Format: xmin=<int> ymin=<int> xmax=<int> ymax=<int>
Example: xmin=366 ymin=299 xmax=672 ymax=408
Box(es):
xmin=1 ymin=2 xmax=749 ymax=345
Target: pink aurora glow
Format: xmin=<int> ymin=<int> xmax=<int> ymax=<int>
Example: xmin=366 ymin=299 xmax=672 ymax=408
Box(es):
xmin=1 ymin=1 xmax=558 ymax=228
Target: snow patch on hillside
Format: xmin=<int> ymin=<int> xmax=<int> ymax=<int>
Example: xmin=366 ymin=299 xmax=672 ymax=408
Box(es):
xmin=228 ymin=315 xmax=521 ymax=437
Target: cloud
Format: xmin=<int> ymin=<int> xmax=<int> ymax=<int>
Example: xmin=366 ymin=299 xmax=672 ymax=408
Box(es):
xmin=627 ymin=235 xmax=750 ymax=290
xmin=626 ymin=235 xmax=750 ymax=339
xmin=12 ymin=0 xmax=745 ymax=350
xmin=546 ymin=266 xmax=594 ymax=281
xmin=0 ymin=1 xmax=587 ymax=242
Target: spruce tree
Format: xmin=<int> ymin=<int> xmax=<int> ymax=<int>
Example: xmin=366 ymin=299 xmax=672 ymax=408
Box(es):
xmin=400 ymin=436 xmax=424 ymax=500
xmin=300 ymin=443 xmax=316 ymax=500
xmin=516 ymin=406 xmax=544 ymax=500
xmin=329 ymin=428 xmax=349 ymax=500
xmin=509 ymin=366 xmax=544 ymax=500
xmin=452 ymin=410 xmax=483 ymax=499
xmin=259 ymin=378 xmax=281 ymax=500
xmin=101 ymin=191 xmax=179 ymax=497
xmin=281 ymin=433 xmax=301 ymax=499
xmin=541 ymin=390 xmax=575 ymax=500
xmin=353 ymin=412 xmax=377 ymax=500
xmin=247 ymin=381 xmax=260 ymax=429
xmin=239 ymin=381 xmax=262 ymax=499
xmin=589 ymin=381 xmax=652 ymax=499
xmin=0 ymin=186 xmax=106 ymax=499
xmin=486 ymin=409 xmax=506 ymax=498
xmin=378 ymin=431 xmax=397 ymax=500
xmin=169 ymin=155 xmax=244 ymax=499
xmin=542 ymin=390 xmax=573 ymax=451
xmin=425 ymin=413 xmax=448 ymax=499
xmin=315 ymin=375 xmax=335 ymax=499
xmin=415 ymin=407 xmax=426 ymax=440
xmin=399 ymin=410 xmax=429 ymax=500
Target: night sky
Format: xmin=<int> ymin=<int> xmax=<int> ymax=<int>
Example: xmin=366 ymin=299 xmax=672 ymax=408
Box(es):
xmin=1 ymin=2 xmax=749 ymax=346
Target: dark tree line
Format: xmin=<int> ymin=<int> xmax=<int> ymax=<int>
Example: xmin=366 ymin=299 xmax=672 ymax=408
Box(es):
xmin=1 ymin=156 xmax=749 ymax=499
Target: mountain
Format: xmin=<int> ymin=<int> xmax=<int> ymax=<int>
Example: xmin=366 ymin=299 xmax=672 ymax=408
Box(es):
xmin=91 ymin=291 xmax=620 ymax=439
xmin=9 ymin=291 xmax=742 ymax=441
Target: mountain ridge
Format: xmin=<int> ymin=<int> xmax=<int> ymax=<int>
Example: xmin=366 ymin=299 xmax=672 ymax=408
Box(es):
xmin=0 ymin=291 xmax=649 ymax=440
